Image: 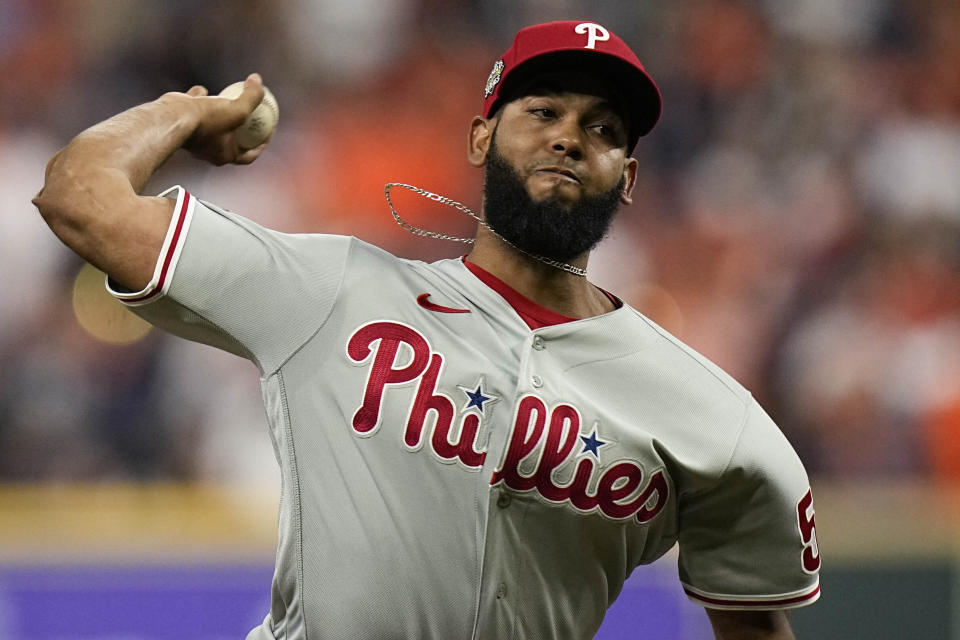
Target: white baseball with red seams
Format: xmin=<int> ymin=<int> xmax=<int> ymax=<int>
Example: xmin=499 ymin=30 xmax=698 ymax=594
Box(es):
xmin=217 ymin=81 xmax=279 ymax=149
xmin=108 ymin=186 xmax=821 ymax=640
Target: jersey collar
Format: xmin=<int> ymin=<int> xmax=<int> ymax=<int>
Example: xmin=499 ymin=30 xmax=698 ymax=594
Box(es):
xmin=462 ymin=257 xmax=621 ymax=330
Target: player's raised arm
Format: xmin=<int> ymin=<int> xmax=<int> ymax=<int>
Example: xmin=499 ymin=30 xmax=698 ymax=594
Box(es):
xmin=32 ymin=74 xmax=269 ymax=292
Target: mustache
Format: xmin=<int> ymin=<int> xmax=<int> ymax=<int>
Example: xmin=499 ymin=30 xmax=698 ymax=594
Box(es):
xmin=529 ymin=162 xmax=583 ymax=184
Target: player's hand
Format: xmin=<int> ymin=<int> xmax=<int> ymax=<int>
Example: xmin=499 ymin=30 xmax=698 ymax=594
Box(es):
xmin=175 ymin=73 xmax=272 ymax=166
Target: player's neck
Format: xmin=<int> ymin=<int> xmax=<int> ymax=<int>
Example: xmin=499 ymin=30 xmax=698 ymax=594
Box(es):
xmin=466 ymin=228 xmax=614 ymax=319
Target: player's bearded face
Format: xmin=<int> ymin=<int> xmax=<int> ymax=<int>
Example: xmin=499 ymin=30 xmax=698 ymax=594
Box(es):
xmin=483 ymin=132 xmax=625 ymax=263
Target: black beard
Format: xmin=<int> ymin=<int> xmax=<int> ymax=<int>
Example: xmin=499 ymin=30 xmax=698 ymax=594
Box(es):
xmin=482 ymin=138 xmax=625 ymax=263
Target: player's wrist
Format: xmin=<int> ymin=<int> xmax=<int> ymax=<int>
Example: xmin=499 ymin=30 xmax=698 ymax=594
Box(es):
xmin=155 ymin=92 xmax=203 ymax=145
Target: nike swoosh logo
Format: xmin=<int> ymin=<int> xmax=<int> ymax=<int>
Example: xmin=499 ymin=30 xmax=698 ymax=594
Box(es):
xmin=417 ymin=293 xmax=471 ymax=314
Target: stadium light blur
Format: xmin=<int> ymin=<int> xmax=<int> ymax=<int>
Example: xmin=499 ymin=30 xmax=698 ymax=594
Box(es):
xmin=72 ymin=263 xmax=152 ymax=345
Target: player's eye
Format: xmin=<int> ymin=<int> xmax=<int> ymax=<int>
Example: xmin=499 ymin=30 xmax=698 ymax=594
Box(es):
xmin=529 ymin=107 xmax=557 ymax=119
xmin=589 ymin=122 xmax=615 ymax=137
xmin=589 ymin=121 xmax=625 ymax=145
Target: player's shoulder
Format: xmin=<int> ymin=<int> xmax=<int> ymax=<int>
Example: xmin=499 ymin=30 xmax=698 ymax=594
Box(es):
xmin=340 ymin=236 xmax=447 ymax=278
xmin=196 ymin=194 xmax=356 ymax=255
xmin=192 ymin=195 xmax=447 ymax=282
xmin=619 ymin=304 xmax=752 ymax=406
xmin=613 ymin=306 xmax=784 ymax=483
xmin=331 ymin=238 xmax=476 ymax=304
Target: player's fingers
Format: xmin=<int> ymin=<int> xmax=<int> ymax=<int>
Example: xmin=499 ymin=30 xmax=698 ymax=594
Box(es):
xmin=186 ymin=85 xmax=209 ymax=97
xmin=235 ymin=138 xmax=270 ymax=165
xmin=236 ymin=73 xmax=265 ymax=112
xmin=235 ymin=149 xmax=261 ymax=165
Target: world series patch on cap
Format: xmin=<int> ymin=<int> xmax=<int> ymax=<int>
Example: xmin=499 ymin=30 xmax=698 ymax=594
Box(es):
xmin=482 ymin=20 xmax=662 ymax=152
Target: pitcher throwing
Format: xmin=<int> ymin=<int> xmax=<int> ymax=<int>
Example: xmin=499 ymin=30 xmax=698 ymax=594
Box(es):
xmin=34 ymin=21 xmax=820 ymax=640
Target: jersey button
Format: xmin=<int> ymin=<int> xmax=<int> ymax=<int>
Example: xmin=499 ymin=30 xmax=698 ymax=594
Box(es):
xmin=496 ymin=493 xmax=511 ymax=508
xmin=532 ymin=336 xmax=545 ymax=350
xmin=496 ymin=582 xmax=508 ymax=599
xmin=531 ymin=375 xmax=543 ymax=388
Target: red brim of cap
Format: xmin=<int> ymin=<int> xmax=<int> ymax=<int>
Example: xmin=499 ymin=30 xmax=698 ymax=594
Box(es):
xmin=483 ymin=50 xmax=662 ymax=153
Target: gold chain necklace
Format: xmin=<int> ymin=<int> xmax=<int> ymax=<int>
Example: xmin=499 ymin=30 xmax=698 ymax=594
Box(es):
xmin=383 ymin=182 xmax=588 ymax=277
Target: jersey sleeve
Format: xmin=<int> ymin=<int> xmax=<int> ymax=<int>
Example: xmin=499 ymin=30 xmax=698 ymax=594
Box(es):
xmin=676 ymin=399 xmax=821 ymax=610
xmin=107 ymin=186 xmax=352 ymax=374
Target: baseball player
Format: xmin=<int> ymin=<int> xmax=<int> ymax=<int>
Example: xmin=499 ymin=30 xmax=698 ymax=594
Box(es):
xmin=34 ymin=20 xmax=819 ymax=640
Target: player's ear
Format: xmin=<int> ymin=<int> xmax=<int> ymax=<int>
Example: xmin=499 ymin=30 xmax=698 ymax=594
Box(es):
xmin=468 ymin=116 xmax=494 ymax=167
xmin=619 ymin=157 xmax=639 ymax=205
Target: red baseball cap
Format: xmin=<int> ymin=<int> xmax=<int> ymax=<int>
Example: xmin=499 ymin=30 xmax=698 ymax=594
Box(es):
xmin=482 ymin=20 xmax=662 ymax=152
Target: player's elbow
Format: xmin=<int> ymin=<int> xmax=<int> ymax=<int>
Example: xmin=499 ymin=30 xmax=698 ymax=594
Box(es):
xmin=32 ymin=184 xmax=67 ymax=227
xmin=34 ymin=176 xmax=78 ymax=235
xmin=35 ymin=149 xmax=74 ymax=222
xmin=33 ymin=156 xmax=98 ymax=255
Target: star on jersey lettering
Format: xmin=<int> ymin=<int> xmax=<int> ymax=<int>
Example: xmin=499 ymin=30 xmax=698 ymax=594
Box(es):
xmin=579 ymin=423 xmax=609 ymax=460
xmin=458 ymin=377 xmax=499 ymax=416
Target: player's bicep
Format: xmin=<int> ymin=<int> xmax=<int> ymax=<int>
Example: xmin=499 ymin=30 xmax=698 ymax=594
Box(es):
xmin=35 ymin=162 xmax=173 ymax=292
xmin=93 ymin=193 xmax=174 ymax=292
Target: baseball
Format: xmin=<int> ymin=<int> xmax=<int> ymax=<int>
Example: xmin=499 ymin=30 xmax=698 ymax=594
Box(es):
xmin=218 ymin=81 xmax=279 ymax=149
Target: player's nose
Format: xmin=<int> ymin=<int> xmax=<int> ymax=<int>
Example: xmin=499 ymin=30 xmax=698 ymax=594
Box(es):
xmin=547 ymin=117 xmax=584 ymax=161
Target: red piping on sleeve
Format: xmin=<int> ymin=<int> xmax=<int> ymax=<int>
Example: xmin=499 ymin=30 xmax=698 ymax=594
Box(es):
xmin=125 ymin=190 xmax=192 ymax=303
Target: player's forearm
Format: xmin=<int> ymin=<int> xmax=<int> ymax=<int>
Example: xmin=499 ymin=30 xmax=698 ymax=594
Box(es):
xmin=33 ymin=77 xmax=266 ymax=289
xmin=707 ymin=609 xmax=796 ymax=640
xmin=35 ymin=93 xmax=198 ymax=218
xmin=712 ymin=627 xmax=796 ymax=640
xmin=31 ymin=94 xmax=200 ymax=288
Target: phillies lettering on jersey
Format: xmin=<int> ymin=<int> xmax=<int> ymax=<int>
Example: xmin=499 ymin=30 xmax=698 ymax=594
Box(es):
xmin=491 ymin=394 xmax=668 ymax=523
xmin=346 ymin=320 xmax=669 ymax=524
xmin=347 ymin=320 xmax=488 ymax=468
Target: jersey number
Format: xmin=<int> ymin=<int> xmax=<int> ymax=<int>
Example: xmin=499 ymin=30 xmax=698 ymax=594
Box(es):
xmin=797 ymin=489 xmax=820 ymax=574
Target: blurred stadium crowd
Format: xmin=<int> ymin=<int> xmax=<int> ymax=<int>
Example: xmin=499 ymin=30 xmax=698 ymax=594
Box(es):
xmin=1 ymin=0 xmax=958 ymax=485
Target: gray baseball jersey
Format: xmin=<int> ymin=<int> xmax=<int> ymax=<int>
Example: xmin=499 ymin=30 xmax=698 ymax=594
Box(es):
xmin=109 ymin=186 xmax=821 ymax=639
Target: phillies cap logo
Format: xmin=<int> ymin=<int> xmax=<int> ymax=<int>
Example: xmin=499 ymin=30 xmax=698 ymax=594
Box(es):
xmin=574 ymin=22 xmax=610 ymax=49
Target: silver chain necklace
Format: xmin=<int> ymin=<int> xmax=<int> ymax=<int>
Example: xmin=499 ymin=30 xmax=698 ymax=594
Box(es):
xmin=384 ymin=182 xmax=588 ymax=277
